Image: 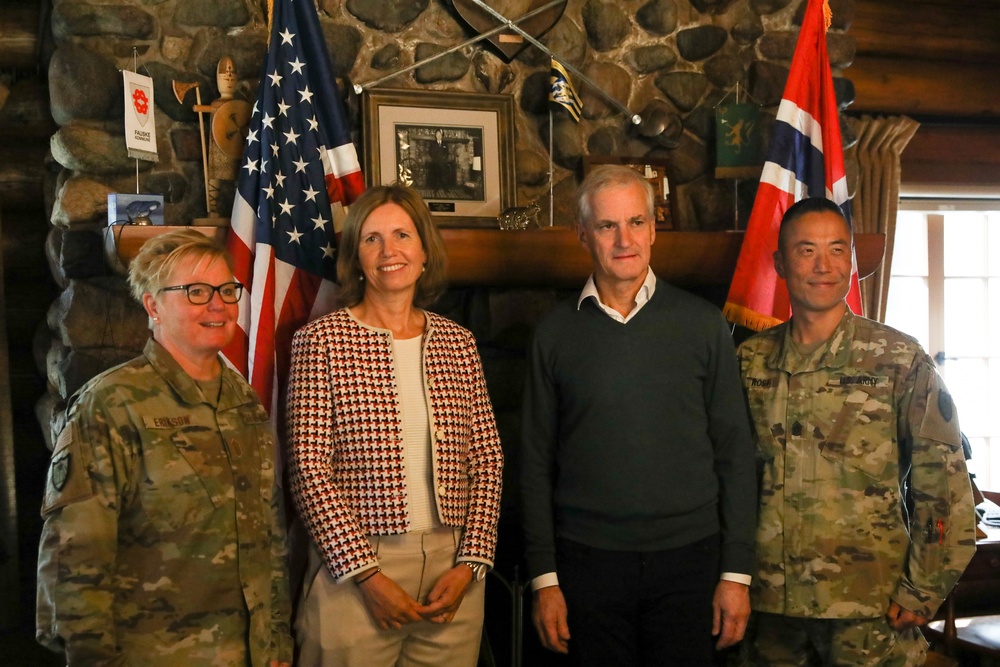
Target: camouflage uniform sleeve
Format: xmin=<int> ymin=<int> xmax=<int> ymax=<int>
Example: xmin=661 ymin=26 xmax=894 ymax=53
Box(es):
xmin=892 ymin=359 xmax=977 ymax=619
xmin=267 ymin=476 xmax=294 ymax=662
xmin=36 ymin=393 xmax=132 ymax=666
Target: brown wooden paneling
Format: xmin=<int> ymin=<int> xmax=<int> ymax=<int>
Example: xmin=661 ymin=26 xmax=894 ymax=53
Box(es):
xmin=849 ymin=56 xmax=1000 ymax=117
xmin=0 ymin=211 xmax=19 ymax=631
xmin=0 ymin=6 xmax=39 ymax=70
xmin=852 ymin=1 xmax=1000 ymax=64
xmin=0 ymin=80 xmax=56 ymax=141
xmin=0 ymin=144 xmax=46 ymax=211
xmin=848 ymin=1 xmax=1000 ymax=119
xmin=901 ymin=124 xmax=1000 ymax=189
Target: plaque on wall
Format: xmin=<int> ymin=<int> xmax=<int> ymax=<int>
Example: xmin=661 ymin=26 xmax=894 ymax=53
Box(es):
xmin=451 ymin=0 xmax=567 ymax=61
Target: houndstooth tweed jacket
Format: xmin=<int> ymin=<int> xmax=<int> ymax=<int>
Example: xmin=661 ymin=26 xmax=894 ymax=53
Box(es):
xmin=287 ymin=307 xmax=504 ymax=581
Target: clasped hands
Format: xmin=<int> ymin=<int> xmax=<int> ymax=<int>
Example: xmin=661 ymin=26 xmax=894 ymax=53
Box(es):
xmin=357 ymin=564 xmax=473 ymax=629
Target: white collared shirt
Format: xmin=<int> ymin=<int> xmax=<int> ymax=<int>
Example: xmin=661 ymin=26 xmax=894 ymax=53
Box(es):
xmin=576 ymin=267 xmax=657 ymax=323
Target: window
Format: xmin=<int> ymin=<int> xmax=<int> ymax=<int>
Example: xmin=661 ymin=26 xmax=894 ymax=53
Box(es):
xmin=885 ymin=203 xmax=1000 ymax=490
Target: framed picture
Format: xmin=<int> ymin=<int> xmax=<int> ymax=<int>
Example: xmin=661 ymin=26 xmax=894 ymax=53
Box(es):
xmin=362 ymin=88 xmax=516 ymax=227
xmin=583 ymin=156 xmax=677 ymax=230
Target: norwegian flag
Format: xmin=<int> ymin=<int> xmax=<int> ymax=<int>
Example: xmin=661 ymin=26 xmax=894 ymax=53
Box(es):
xmin=223 ymin=0 xmax=364 ymax=414
xmin=723 ymin=0 xmax=862 ymax=331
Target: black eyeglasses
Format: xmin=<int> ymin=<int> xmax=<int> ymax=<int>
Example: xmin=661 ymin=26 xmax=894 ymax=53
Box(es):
xmin=159 ymin=282 xmax=244 ymax=305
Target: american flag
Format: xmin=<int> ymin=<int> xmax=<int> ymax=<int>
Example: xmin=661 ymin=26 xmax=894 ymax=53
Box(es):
xmin=723 ymin=0 xmax=862 ymax=331
xmin=223 ymin=0 xmax=364 ymax=414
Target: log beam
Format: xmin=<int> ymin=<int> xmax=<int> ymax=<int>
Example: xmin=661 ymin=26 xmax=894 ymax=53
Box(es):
xmin=0 ymin=6 xmax=40 ymax=71
xmin=0 ymin=79 xmax=56 ymax=141
xmin=848 ymin=56 xmax=1000 ymax=118
xmin=0 ymin=144 xmax=47 ymax=211
xmin=852 ymin=0 xmax=1000 ymax=64
xmin=901 ymin=124 xmax=1000 ymax=189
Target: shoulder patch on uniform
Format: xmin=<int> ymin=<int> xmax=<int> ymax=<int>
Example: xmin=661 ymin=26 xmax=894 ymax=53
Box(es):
xmin=50 ymin=450 xmax=70 ymax=491
xmin=938 ymin=389 xmax=954 ymax=422
xmin=42 ymin=423 xmax=95 ymax=517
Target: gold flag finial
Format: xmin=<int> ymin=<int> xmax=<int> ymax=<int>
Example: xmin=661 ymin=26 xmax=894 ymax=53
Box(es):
xmin=266 ymin=0 xmax=275 ymax=46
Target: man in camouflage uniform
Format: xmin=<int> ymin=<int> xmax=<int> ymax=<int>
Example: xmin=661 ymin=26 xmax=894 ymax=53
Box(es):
xmin=737 ymin=197 xmax=977 ymax=665
xmin=36 ymin=338 xmax=293 ymax=666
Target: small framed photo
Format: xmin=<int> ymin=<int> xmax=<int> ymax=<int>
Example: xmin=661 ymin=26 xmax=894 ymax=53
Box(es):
xmin=362 ymin=88 xmax=516 ymax=227
xmin=583 ymin=156 xmax=676 ymax=230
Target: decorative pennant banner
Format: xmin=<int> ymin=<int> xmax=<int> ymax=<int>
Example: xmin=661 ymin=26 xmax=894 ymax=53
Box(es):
xmin=715 ymin=103 xmax=761 ymax=179
xmin=549 ymin=58 xmax=582 ymax=122
xmin=122 ymin=70 xmax=158 ymax=162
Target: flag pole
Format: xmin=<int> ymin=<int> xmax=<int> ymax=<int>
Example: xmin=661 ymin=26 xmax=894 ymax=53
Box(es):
xmin=548 ymin=108 xmax=554 ymax=227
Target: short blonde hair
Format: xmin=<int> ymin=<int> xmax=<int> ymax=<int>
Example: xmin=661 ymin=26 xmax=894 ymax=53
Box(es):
xmin=127 ymin=228 xmax=234 ymax=304
xmin=336 ymin=185 xmax=447 ymax=308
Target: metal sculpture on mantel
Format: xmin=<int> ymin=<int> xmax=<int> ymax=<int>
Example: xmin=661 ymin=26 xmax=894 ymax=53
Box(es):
xmin=499 ymin=201 xmax=541 ymax=230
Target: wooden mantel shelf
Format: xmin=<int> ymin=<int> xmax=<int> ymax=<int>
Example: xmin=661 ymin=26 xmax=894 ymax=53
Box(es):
xmin=106 ymin=225 xmax=886 ymax=289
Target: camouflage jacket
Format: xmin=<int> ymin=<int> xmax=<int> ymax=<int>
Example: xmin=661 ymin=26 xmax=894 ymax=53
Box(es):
xmin=36 ymin=338 xmax=293 ymax=666
xmin=738 ymin=310 xmax=976 ymax=620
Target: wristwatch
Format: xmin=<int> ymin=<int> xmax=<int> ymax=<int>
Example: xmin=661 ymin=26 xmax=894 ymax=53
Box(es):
xmin=463 ymin=561 xmax=487 ymax=582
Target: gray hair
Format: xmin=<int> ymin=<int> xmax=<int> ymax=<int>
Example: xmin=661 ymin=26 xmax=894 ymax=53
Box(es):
xmin=576 ymin=164 xmax=655 ymax=227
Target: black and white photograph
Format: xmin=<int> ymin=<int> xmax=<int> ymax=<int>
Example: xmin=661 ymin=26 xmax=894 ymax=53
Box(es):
xmin=362 ymin=88 xmax=515 ymax=227
xmin=394 ymin=124 xmax=486 ymax=202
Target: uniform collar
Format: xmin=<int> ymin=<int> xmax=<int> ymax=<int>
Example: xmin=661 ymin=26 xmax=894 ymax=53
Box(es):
xmin=143 ymin=337 xmax=251 ymax=411
xmin=768 ymin=308 xmax=857 ymax=374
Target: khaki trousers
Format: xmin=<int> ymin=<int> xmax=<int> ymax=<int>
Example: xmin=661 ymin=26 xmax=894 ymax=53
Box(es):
xmin=295 ymin=526 xmax=485 ymax=667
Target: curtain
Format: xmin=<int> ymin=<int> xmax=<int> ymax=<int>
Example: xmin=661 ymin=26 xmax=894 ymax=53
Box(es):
xmin=849 ymin=115 xmax=920 ymax=323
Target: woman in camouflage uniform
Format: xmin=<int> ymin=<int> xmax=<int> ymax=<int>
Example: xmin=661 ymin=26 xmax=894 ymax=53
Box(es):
xmin=36 ymin=228 xmax=293 ymax=666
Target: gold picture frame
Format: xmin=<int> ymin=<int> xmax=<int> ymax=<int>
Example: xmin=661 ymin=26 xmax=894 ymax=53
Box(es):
xmin=362 ymin=88 xmax=516 ymax=227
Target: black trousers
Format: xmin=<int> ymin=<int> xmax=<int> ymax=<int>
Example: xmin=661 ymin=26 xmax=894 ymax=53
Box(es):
xmin=556 ymin=533 xmax=721 ymax=667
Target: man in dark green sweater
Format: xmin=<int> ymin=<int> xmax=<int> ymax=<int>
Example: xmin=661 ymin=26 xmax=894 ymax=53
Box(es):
xmin=520 ymin=165 xmax=757 ymax=666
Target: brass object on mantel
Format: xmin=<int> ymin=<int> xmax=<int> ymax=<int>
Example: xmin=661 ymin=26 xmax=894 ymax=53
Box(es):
xmin=105 ymin=225 xmax=886 ymax=289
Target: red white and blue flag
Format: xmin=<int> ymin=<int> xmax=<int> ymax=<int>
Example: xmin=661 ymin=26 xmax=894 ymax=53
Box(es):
xmin=723 ymin=0 xmax=862 ymax=330
xmin=223 ymin=0 xmax=364 ymax=414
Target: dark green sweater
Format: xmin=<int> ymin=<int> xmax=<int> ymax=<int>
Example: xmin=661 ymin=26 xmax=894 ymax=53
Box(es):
xmin=520 ymin=280 xmax=757 ymax=578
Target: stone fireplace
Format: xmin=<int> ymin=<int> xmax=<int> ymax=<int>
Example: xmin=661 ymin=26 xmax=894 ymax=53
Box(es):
xmin=42 ymin=0 xmax=859 ymax=442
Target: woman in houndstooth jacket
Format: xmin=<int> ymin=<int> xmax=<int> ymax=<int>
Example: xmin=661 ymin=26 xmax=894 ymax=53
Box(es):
xmin=286 ymin=184 xmax=504 ymax=667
